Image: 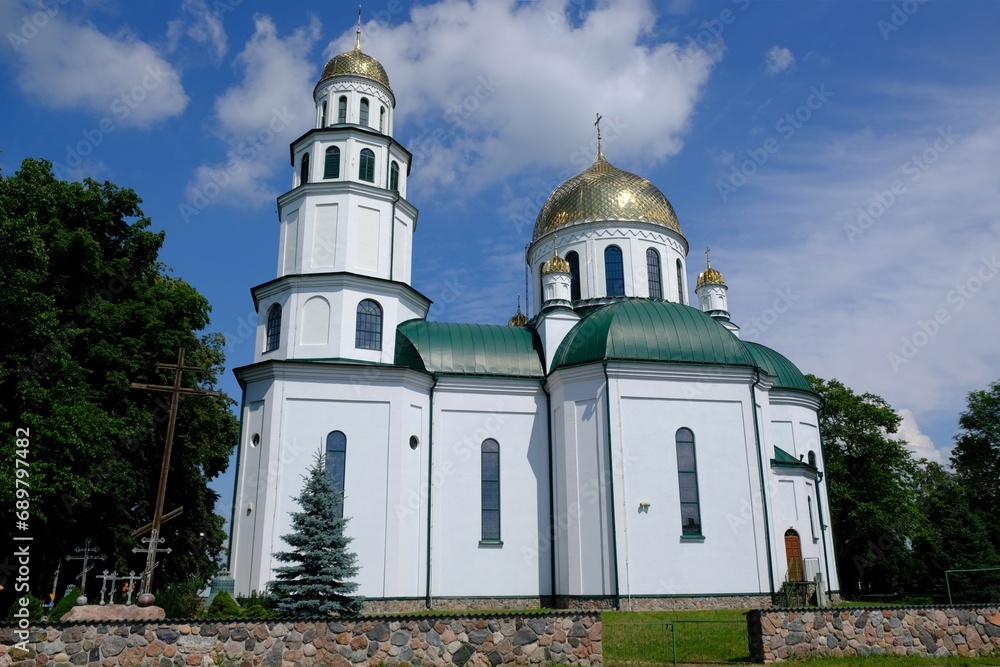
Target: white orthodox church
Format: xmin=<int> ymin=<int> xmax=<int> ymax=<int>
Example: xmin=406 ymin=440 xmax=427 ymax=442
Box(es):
xmin=228 ymin=28 xmax=840 ymax=610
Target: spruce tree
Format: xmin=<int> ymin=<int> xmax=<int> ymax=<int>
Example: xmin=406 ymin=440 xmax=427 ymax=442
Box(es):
xmin=268 ymin=451 xmax=361 ymax=616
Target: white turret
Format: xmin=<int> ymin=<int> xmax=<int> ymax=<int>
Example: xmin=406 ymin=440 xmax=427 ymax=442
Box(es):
xmin=696 ymin=248 xmax=739 ymax=336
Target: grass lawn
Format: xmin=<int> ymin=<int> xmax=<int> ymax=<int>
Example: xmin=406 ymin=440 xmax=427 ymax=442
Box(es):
xmin=603 ymin=609 xmax=750 ymax=664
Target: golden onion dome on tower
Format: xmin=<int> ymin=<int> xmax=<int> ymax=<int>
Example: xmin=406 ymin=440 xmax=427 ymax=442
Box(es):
xmin=532 ymin=147 xmax=682 ymax=242
xmin=541 ymin=254 xmax=571 ymax=275
xmin=696 ymin=249 xmax=726 ymax=289
xmin=508 ymin=296 xmax=529 ymax=327
xmin=318 ymin=26 xmax=392 ymax=96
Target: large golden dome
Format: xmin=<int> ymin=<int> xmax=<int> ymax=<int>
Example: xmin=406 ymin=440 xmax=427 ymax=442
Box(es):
xmin=319 ymin=44 xmax=392 ymax=93
xmin=532 ymin=149 xmax=682 ymax=242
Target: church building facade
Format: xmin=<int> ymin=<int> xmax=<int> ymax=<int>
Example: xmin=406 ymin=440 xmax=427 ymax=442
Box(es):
xmin=228 ymin=30 xmax=840 ymax=610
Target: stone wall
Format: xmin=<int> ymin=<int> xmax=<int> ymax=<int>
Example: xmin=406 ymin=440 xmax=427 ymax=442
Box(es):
xmin=747 ymin=606 xmax=1000 ymax=662
xmin=1 ymin=613 xmax=601 ymax=667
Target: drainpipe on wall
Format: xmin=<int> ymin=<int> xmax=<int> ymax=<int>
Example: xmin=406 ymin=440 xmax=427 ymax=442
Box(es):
xmin=602 ymin=362 xmax=621 ymax=610
xmin=750 ymin=370 xmax=776 ymax=602
xmin=425 ymin=374 xmax=438 ymax=609
xmin=543 ymin=382 xmax=558 ymax=607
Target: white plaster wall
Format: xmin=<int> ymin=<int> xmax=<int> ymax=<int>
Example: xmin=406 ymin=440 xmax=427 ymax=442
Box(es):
xmin=430 ymin=382 xmax=551 ymax=597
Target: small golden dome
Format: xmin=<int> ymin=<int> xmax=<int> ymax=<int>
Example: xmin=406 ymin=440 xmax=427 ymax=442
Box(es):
xmin=319 ymin=45 xmax=392 ymax=94
xmin=532 ymin=149 xmax=682 ymax=242
xmin=508 ymin=308 xmax=529 ymax=327
xmin=696 ymin=266 xmax=726 ymax=289
xmin=541 ymin=254 xmax=571 ymax=275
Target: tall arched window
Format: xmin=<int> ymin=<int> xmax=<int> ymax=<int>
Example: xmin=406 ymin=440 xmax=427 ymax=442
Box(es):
xmin=566 ymin=251 xmax=581 ymax=301
xmin=676 ymin=428 xmax=702 ymax=536
xmin=265 ymin=303 xmax=281 ymax=352
xmin=299 ymin=152 xmax=310 ymax=186
xmin=325 ymin=430 xmax=347 ymax=519
xmin=358 ymin=148 xmax=375 ymax=182
xmin=481 ymin=439 xmax=500 ymax=542
xmin=320 ymin=100 xmax=327 ymax=127
xmin=379 ymin=106 xmax=386 ymax=133
xmin=676 ymin=259 xmax=684 ymax=303
xmin=647 ymin=248 xmax=663 ymax=299
xmin=338 ymin=96 xmax=347 ymax=123
xmin=807 ymin=451 xmax=817 ymax=468
xmin=605 ymin=246 xmax=625 ymax=296
xmin=323 ymin=146 xmax=340 ymax=179
xmin=355 ymin=299 xmax=382 ymax=350
xmin=389 ymin=161 xmax=399 ymax=191
xmin=359 ymin=98 xmax=370 ymax=127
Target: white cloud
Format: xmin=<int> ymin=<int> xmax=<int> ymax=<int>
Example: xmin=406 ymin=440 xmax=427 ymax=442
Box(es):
xmin=166 ymin=0 xmax=228 ymax=62
xmin=897 ymin=409 xmax=949 ymax=465
xmin=184 ymin=15 xmax=321 ymax=209
xmin=328 ymin=0 xmax=719 ymax=195
xmin=4 ymin=1 xmax=187 ymax=127
xmin=765 ymin=45 xmax=795 ymax=75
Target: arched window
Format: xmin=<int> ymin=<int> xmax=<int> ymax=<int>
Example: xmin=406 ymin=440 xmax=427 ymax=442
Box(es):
xmin=389 ymin=160 xmax=399 ymax=191
xmin=676 ymin=428 xmax=702 ymax=536
xmin=359 ymin=98 xmax=369 ymax=127
xmin=807 ymin=451 xmax=817 ymax=468
xmin=337 ymin=96 xmax=347 ymax=123
xmin=320 ymin=100 xmax=327 ymax=127
xmin=647 ymin=248 xmax=663 ymax=299
xmin=676 ymin=259 xmax=684 ymax=303
xmin=299 ymin=152 xmax=310 ymax=186
xmin=605 ymin=245 xmax=625 ymax=296
xmin=355 ymin=299 xmax=382 ymax=350
xmin=325 ymin=430 xmax=347 ymax=519
xmin=481 ymin=439 xmax=500 ymax=542
xmin=358 ymin=148 xmax=375 ymax=182
xmin=379 ymin=106 xmax=386 ymax=133
xmin=265 ymin=303 xmax=281 ymax=352
xmin=323 ymin=146 xmax=340 ymax=179
xmin=566 ymin=251 xmax=581 ymax=301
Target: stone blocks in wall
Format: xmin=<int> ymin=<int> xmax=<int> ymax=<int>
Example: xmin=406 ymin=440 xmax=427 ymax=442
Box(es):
xmin=748 ymin=606 xmax=1000 ymax=663
xmin=1 ymin=613 xmax=602 ymax=667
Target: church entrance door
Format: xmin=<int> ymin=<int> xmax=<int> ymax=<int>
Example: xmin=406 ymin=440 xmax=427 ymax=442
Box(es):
xmin=784 ymin=529 xmax=803 ymax=581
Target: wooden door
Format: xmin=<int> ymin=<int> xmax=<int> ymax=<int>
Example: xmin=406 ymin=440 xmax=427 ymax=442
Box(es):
xmin=785 ymin=529 xmax=803 ymax=581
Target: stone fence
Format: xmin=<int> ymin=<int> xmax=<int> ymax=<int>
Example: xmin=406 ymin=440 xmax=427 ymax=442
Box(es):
xmin=747 ymin=606 xmax=1000 ymax=662
xmin=1 ymin=612 xmax=601 ymax=667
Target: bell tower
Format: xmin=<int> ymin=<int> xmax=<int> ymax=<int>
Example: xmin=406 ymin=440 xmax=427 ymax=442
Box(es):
xmin=252 ymin=21 xmax=429 ymax=364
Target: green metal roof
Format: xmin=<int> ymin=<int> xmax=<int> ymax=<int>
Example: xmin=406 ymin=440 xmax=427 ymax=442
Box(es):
xmin=395 ymin=320 xmax=544 ymax=378
xmin=771 ymin=446 xmax=821 ymax=478
xmin=552 ymin=299 xmax=757 ymax=370
xmin=741 ymin=341 xmax=814 ymax=393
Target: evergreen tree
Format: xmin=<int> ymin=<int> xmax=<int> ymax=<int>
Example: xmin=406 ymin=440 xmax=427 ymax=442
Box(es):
xmin=268 ymin=451 xmax=361 ymax=616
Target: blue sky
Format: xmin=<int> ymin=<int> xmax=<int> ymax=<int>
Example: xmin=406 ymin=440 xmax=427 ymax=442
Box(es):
xmin=3 ymin=0 xmax=999 ymax=532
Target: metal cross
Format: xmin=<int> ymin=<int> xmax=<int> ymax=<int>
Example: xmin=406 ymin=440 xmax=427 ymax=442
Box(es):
xmin=65 ymin=538 xmax=105 ymax=594
xmin=122 ymin=571 xmax=141 ymax=605
xmin=130 ymin=347 xmax=219 ymax=595
xmin=97 ymin=570 xmax=117 ymax=605
xmin=705 ymin=246 xmax=711 ymax=267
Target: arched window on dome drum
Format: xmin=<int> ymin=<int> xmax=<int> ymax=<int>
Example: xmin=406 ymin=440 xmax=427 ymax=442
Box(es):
xmin=320 ymin=101 xmax=327 ymax=127
xmin=380 ymin=106 xmax=386 ymax=133
xmin=265 ymin=303 xmax=281 ymax=352
xmin=390 ymin=161 xmax=399 ymax=191
xmin=808 ymin=451 xmax=817 ymax=468
xmin=481 ymin=439 xmax=501 ymax=542
xmin=299 ymin=152 xmax=310 ymax=186
xmin=676 ymin=259 xmax=684 ymax=303
xmin=338 ymin=96 xmax=347 ymax=123
xmin=325 ymin=430 xmax=347 ymax=519
xmin=566 ymin=251 xmax=581 ymax=301
xmin=605 ymin=246 xmax=625 ymax=296
xmin=355 ymin=299 xmax=382 ymax=350
xmin=676 ymin=427 xmax=702 ymax=536
xmin=359 ymin=149 xmax=376 ymax=183
xmin=647 ymin=248 xmax=663 ymax=299
xmin=323 ymin=146 xmax=340 ymax=179
xmin=359 ymin=98 xmax=370 ymax=127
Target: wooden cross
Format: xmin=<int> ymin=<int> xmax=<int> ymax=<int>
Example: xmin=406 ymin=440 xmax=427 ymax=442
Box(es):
xmin=65 ymin=538 xmax=105 ymax=594
xmin=130 ymin=347 xmax=220 ymax=595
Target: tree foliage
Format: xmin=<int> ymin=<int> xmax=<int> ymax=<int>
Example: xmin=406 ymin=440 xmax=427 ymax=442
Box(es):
xmin=0 ymin=158 xmax=239 ymax=614
xmin=952 ymin=380 xmax=1000 ymax=546
xmin=268 ymin=451 xmax=361 ymax=616
xmin=806 ymin=376 xmax=924 ymax=598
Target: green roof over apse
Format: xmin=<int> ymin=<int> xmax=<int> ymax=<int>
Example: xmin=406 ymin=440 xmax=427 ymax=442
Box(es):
xmin=395 ymin=320 xmax=545 ymax=378
xmin=552 ymin=299 xmax=756 ymax=370
xmin=741 ymin=341 xmax=814 ymax=393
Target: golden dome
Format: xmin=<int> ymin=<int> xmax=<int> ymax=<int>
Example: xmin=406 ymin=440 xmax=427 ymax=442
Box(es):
xmin=319 ymin=45 xmax=392 ymax=94
xmin=696 ymin=266 xmax=726 ymax=289
xmin=541 ymin=254 xmax=571 ymax=275
xmin=532 ymin=149 xmax=682 ymax=242
xmin=508 ymin=308 xmax=529 ymax=327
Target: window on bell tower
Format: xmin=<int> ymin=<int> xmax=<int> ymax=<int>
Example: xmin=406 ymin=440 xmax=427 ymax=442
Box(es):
xmin=605 ymin=246 xmax=625 ymax=296
xmin=647 ymin=248 xmax=663 ymax=299
xmin=359 ymin=149 xmax=375 ymax=183
xmin=360 ymin=98 xmax=370 ymax=127
xmin=299 ymin=152 xmax=310 ymax=186
xmin=338 ymin=96 xmax=347 ymax=123
xmin=380 ymin=106 xmax=386 ymax=133
xmin=676 ymin=259 xmax=684 ymax=303
xmin=566 ymin=251 xmax=581 ymax=301
xmin=355 ymin=299 xmax=383 ymax=350
xmin=320 ymin=101 xmax=327 ymax=127
xmin=390 ymin=161 xmax=399 ymax=191
xmin=324 ymin=146 xmax=340 ymax=179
